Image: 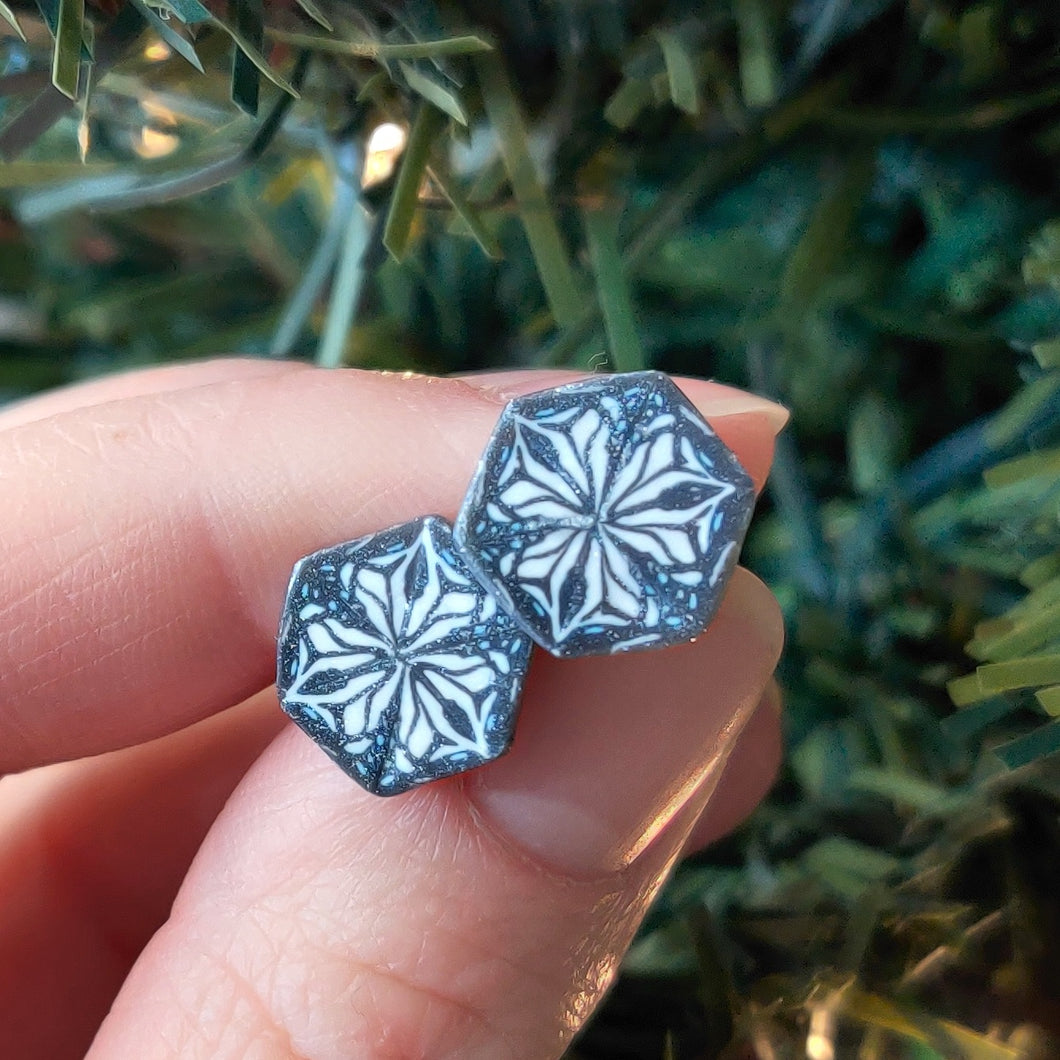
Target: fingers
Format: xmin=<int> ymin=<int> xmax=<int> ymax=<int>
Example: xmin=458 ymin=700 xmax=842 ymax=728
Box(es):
xmin=87 ymin=569 xmax=783 ymax=1060
xmin=0 ymin=691 xmax=283 ymax=1060
xmin=470 ymin=572 xmax=782 ymax=874
xmin=0 ymin=364 xmax=785 ymax=772
xmin=1 ymin=361 xmax=787 ymax=1055
xmin=0 ymin=669 xmax=780 ymax=1060
xmin=0 ymin=358 xmax=303 ymax=431
xmin=683 ymin=680 xmax=783 ymax=852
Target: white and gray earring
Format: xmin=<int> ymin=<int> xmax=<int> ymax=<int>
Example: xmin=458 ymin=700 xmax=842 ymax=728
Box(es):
xmin=454 ymin=372 xmax=756 ymax=657
xmin=276 ymin=516 xmax=532 ymax=796
xmin=276 ymin=371 xmax=757 ymax=796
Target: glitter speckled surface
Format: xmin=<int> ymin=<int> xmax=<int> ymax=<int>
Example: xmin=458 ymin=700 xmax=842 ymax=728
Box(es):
xmin=454 ymin=372 xmax=757 ymax=657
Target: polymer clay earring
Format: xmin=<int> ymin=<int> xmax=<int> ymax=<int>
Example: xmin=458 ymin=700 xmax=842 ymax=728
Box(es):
xmin=276 ymin=516 xmax=532 ymax=796
xmin=453 ymin=371 xmax=757 ymax=657
xmin=278 ymin=371 xmax=757 ymax=793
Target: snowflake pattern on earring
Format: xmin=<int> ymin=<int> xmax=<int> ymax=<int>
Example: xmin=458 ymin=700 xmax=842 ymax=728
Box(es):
xmin=277 ymin=517 xmax=532 ymax=795
xmin=454 ymin=372 xmax=757 ymax=657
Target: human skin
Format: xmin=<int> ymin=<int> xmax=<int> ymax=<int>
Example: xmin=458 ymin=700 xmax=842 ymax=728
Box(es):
xmin=0 ymin=360 xmax=786 ymax=1059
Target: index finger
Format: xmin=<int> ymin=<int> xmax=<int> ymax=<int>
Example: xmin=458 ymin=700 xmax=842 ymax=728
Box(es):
xmin=0 ymin=363 xmax=785 ymax=773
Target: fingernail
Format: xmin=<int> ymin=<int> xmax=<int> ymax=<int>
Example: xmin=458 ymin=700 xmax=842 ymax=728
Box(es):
xmin=705 ymin=389 xmax=790 ymax=435
xmin=460 ymin=371 xmax=790 ymax=437
xmin=467 ymin=569 xmax=784 ymax=878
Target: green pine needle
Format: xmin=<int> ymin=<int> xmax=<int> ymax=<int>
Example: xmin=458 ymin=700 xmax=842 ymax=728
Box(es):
xmin=473 ymin=51 xmax=582 ymax=329
xmin=383 ymin=104 xmax=444 ymax=261
xmin=0 ymin=0 xmax=26 ymax=40
xmin=654 ymin=29 xmax=700 ymax=116
xmin=51 ymin=0 xmax=84 ymax=99
xmin=265 ymin=29 xmax=491 ymax=60
xmin=583 ymin=206 xmax=645 ymax=372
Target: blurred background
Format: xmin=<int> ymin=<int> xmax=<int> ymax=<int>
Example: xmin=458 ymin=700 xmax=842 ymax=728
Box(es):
xmin=4 ymin=0 xmax=1060 ymax=1056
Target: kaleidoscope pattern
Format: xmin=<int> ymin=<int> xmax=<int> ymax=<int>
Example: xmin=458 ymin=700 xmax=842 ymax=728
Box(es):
xmin=454 ymin=372 xmax=757 ymax=656
xmin=277 ymin=517 xmax=532 ymax=795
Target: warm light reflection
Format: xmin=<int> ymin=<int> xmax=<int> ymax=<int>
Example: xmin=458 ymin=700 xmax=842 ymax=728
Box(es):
xmin=133 ymin=125 xmax=180 ymax=159
xmin=132 ymin=97 xmax=180 ymax=160
xmin=362 ymin=121 xmax=408 ymax=187
xmin=77 ymin=117 xmax=90 ymax=162
xmin=806 ymin=1003 xmax=836 ymax=1060
xmin=143 ymin=41 xmax=171 ymax=62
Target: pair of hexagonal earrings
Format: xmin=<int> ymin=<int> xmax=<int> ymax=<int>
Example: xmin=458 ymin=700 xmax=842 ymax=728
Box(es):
xmin=276 ymin=371 xmax=757 ymax=796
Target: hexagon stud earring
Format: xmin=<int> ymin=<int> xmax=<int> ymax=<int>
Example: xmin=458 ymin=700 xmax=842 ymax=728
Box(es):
xmin=276 ymin=516 xmax=533 ymax=796
xmin=453 ymin=371 xmax=757 ymax=657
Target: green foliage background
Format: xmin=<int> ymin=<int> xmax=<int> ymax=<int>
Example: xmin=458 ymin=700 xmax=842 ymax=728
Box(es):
xmin=5 ymin=0 xmax=1060 ymax=1056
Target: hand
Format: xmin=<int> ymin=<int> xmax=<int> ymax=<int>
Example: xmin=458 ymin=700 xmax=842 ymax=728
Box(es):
xmin=0 ymin=360 xmax=785 ymax=1059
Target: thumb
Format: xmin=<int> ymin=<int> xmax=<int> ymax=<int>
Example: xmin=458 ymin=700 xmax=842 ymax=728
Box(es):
xmin=87 ymin=568 xmax=783 ymax=1059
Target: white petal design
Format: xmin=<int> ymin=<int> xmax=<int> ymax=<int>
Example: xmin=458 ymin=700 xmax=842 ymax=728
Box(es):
xmin=507 ymin=420 xmax=585 ymax=508
xmin=600 ymin=533 xmax=641 ymax=619
xmin=569 ymin=408 xmax=610 ymax=497
xmin=517 ymin=528 xmax=584 ymax=582
xmin=308 ymin=617 xmax=389 ymax=654
xmin=401 ymin=686 xmax=435 ymax=759
xmin=605 ymin=524 xmax=681 ymax=567
xmin=352 ymin=569 xmax=393 ymax=642
xmin=454 ymin=372 xmax=757 ymax=655
xmin=613 ymin=522 xmax=698 ymax=565
xmin=604 ymin=430 xmax=676 ymax=515
xmin=416 ymin=652 xmax=494 ymax=682
xmin=346 ymin=667 xmax=402 ymax=735
xmin=406 ymin=609 xmax=476 ymax=650
xmin=521 ymin=417 xmax=592 ymax=497
xmin=278 ymin=517 xmax=531 ymax=794
xmin=286 ymin=651 xmax=384 ymax=706
xmin=544 ymin=530 xmax=592 ymax=640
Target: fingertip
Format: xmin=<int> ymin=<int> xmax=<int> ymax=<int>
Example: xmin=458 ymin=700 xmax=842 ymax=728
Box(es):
xmin=722 ymin=568 xmax=786 ymax=668
xmin=469 ymin=568 xmax=785 ymax=878
xmin=682 ymin=680 xmax=783 ymax=854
